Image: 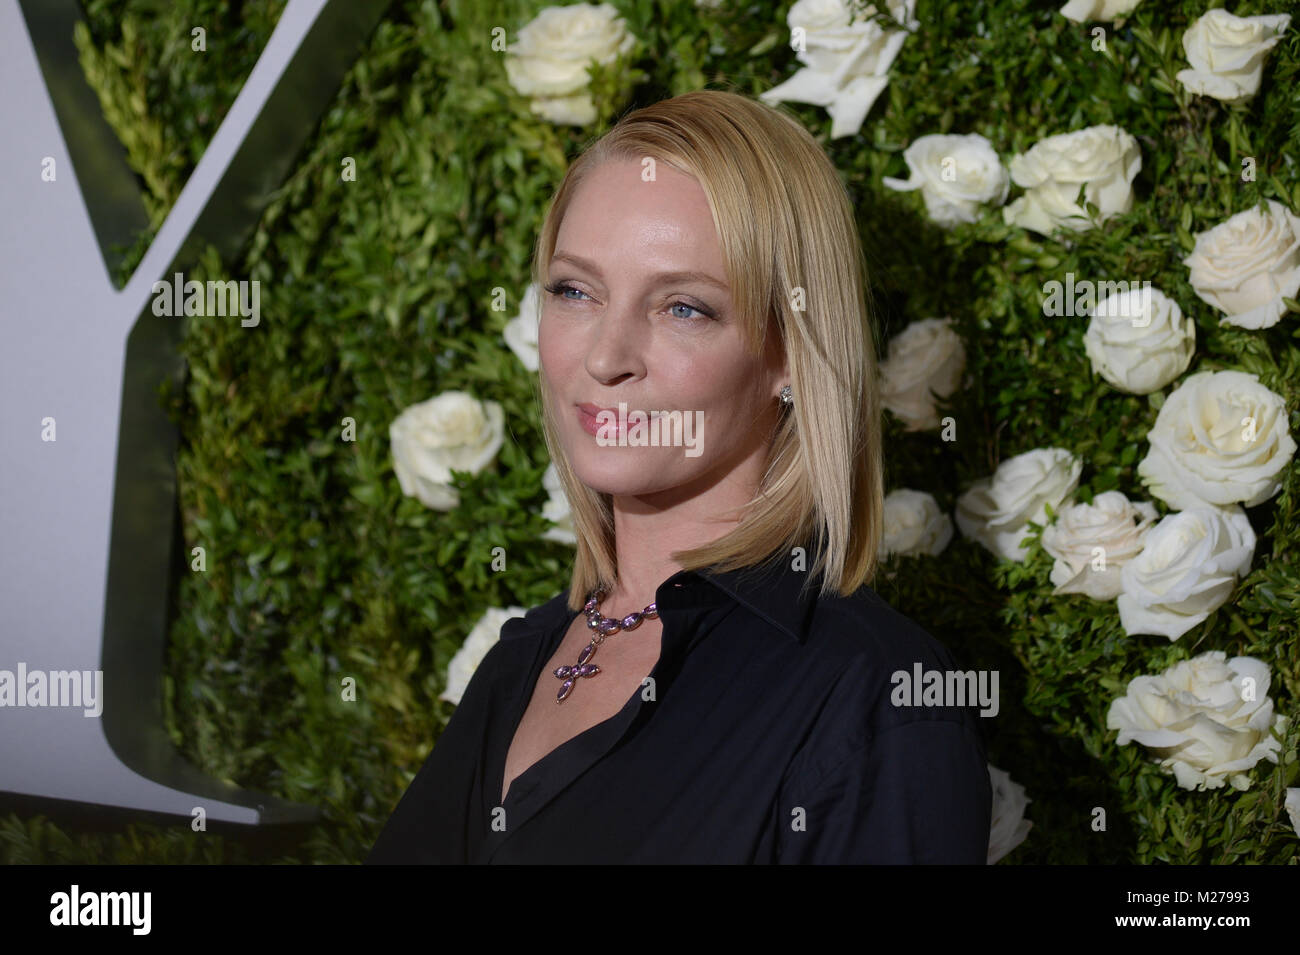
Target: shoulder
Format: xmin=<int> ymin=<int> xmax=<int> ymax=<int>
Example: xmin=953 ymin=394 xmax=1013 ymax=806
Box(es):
xmin=803 ymin=582 xmax=964 ymax=677
xmin=445 ymin=589 xmax=575 ymax=713
xmin=786 ymin=582 xmax=988 ymax=767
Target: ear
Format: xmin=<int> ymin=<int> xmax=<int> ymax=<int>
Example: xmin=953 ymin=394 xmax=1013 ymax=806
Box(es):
xmin=764 ymin=320 xmax=789 ymax=400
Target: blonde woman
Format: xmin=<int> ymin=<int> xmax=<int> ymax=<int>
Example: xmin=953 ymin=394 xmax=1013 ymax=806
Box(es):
xmin=368 ymin=88 xmax=991 ymax=864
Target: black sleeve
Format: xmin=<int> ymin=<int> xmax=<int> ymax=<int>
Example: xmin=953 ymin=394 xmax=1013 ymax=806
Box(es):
xmin=364 ymin=739 xmax=462 ymax=864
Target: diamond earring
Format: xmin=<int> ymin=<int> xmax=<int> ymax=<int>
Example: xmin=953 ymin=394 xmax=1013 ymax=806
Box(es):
xmin=779 ymin=385 xmax=793 ymax=407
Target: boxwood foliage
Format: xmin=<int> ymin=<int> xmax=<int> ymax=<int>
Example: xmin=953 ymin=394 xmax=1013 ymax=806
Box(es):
xmin=3 ymin=0 xmax=1295 ymax=864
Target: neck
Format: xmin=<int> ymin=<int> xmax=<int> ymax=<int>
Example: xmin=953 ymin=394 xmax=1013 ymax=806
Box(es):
xmin=601 ymin=497 xmax=745 ymax=613
xmin=598 ymin=416 xmax=774 ymax=611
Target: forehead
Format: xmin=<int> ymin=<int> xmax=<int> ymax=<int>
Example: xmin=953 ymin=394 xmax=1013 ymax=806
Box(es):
xmin=556 ymin=158 xmax=723 ymax=265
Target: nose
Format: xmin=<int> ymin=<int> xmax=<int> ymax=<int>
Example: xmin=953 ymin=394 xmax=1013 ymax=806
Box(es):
xmin=583 ymin=297 xmax=647 ymax=385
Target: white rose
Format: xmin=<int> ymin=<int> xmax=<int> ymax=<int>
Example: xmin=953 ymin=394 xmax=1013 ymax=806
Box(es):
xmin=1137 ymin=370 xmax=1296 ymax=511
xmin=1116 ymin=505 xmax=1255 ymax=641
xmin=530 ymin=93 xmax=599 ymax=127
xmin=1182 ymin=199 xmax=1300 ymax=331
xmin=390 ymin=391 xmax=506 ymax=510
xmin=880 ymin=489 xmax=953 ymax=558
xmin=955 ymin=447 xmax=1083 ymax=562
xmin=1040 ymin=491 xmax=1158 ymax=600
xmin=879 ymin=317 xmax=966 ymax=431
xmin=1058 ymin=0 xmax=1142 ymax=23
xmin=1287 ymin=788 xmax=1300 ymax=840
xmin=504 ymin=282 xmax=542 ymax=371
xmin=1083 ymin=285 xmax=1196 ymax=394
xmin=758 ymin=0 xmax=918 ymax=140
xmin=1176 ymin=10 xmax=1292 ymax=104
xmin=987 ymin=764 xmax=1032 ymax=864
xmin=1002 ymin=125 xmax=1141 ymax=236
xmin=504 ymin=3 xmax=638 ymax=127
xmin=881 ymin=133 xmax=1010 ymax=228
xmin=541 ymin=462 xmax=577 ymax=546
xmin=440 ymin=606 xmax=528 ymax=706
xmin=1106 ymin=651 xmax=1286 ymax=791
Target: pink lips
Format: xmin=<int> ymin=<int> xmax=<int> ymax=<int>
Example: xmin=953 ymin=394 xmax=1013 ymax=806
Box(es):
xmin=575 ymin=402 xmax=663 ymax=438
xmin=576 ymin=403 xmax=616 ymax=437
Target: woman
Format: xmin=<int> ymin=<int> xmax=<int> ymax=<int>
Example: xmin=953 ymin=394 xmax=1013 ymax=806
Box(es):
xmin=366 ymin=88 xmax=992 ymax=864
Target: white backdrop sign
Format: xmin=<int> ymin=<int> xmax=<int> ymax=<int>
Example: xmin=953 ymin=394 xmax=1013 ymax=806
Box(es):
xmin=0 ymin=0 xmax=387 ymax=826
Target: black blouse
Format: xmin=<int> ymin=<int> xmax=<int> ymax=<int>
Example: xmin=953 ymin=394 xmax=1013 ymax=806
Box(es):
xmin=365 ymin=555 xmax=992 ymax=864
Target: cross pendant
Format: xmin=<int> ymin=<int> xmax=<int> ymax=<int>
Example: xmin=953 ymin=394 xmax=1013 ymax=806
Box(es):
xmin=554 ymin=641 xmax=601 ymax=702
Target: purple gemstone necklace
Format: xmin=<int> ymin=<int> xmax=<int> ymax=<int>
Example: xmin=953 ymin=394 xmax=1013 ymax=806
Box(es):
xmin=553 ymin=587 xmax=658 ymax=703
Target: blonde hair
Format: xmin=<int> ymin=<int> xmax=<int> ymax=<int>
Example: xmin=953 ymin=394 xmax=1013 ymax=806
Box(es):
xmin=530 ymin=88 xmax=884 ymax=611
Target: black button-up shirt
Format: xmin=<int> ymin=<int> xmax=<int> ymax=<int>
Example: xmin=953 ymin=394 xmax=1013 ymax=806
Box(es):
xmin=365 ymin=555 xmax=992 ymax=863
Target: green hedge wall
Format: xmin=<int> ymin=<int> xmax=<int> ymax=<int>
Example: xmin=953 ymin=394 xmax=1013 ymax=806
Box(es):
xmin=3 ymin=0 xmax=1297 ymax=864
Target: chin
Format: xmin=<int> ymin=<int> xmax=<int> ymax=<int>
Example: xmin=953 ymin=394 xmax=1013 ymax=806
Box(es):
xmin=569 ymin=452 xmax=689 ymax=497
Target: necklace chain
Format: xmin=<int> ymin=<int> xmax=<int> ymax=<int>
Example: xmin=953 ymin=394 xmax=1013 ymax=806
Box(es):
xmin=583 ymin=586 xmax=658 ymax=644
xmin=552 ymin=587 xmax=658 ymax=703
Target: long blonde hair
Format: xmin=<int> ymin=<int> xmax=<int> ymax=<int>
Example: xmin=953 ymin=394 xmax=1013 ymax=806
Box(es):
xmin=530 ymin=88 xmax=884 ymax=611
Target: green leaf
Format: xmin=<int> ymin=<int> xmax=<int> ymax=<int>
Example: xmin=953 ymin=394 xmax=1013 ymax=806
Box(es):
xmin=1269 ymin=175 xmax=1291 ymax=204
xmin=747 ymin=32 xmax=782 ymax=57
xmin=350 ymin=484 xmax=383 ymax=506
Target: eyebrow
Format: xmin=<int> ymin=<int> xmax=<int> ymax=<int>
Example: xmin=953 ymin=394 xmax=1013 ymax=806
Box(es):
xmin=550 ymin=251 xmax=730 ymax=292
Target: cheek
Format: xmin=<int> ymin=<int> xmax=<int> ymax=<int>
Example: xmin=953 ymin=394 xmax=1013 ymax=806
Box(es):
xmin=698 ymin=360 xmax=766 ymax=410
xmin=537 ymin=314 xmax=569 ymax=374
xmin=676 ymin=365 xmax=762 ymax=435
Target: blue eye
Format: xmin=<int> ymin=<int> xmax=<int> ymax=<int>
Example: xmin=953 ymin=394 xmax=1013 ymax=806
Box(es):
xmin=543 ymin=281 xmax=715 ymax=322
xmin=545 ymin=282 xmax=589 ymax=302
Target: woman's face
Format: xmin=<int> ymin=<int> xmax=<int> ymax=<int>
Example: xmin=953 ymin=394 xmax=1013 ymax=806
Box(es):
xmin=539 ymin=157 xmax=786 ymax=505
